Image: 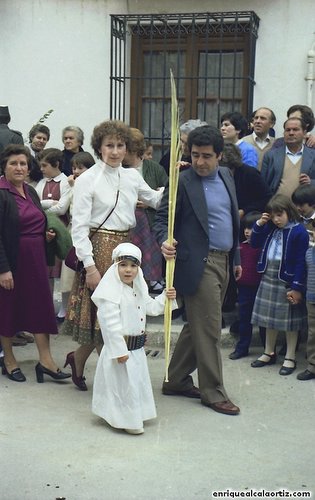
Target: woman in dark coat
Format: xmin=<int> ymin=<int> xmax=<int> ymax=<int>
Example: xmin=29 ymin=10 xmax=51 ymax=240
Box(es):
xmin=0 ymin=144 xmax=70 ymax=383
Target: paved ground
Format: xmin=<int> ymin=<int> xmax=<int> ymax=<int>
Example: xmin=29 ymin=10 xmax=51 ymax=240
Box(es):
xmin=1 ymin=324 xmax=315 ymax=500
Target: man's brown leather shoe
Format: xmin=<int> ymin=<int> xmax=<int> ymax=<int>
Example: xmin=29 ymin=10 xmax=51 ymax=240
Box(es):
xmin=202 ymin=399 xmax=240 ymax=415
xmin=162 ymin=385 xmax=200 ymax=398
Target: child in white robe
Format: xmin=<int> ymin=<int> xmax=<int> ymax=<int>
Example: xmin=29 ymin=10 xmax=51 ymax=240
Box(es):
xmin=91 ymin=242 xmax=177 ymax=435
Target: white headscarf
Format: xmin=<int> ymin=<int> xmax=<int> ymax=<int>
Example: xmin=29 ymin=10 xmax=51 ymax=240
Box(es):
xmin=112 ymin=242 xmax=142 ymax=266
xmin=91 ymin=243 xmax=148 ymax=306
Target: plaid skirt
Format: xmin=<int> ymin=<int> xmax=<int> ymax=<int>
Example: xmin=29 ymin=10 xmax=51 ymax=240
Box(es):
xmin=130 ymin=208 xmax=162 ymax=281
xmin=62 ymin=231 xmax=129 ymax=346
xmin=251 ymin=260 xmax=307 ymax=331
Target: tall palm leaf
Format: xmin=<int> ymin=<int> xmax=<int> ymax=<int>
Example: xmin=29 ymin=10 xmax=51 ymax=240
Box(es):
xmin=164 ymin=70 xmax=181 ymax=381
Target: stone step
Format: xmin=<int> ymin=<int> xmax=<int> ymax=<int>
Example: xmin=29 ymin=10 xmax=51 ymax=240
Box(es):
xmin=145 ymin=309 xmax=263 ymax=349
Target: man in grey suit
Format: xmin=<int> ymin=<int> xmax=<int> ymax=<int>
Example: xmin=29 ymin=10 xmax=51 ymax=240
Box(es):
xmin=261 ymin=117 xmax=315 ymax=198
xmin=154 ymin=126 xmax=241 ymax=415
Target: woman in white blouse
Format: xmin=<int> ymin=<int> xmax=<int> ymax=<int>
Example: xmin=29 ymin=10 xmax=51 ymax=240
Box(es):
xmin=63 ymin=120 xmax=164 ymax=391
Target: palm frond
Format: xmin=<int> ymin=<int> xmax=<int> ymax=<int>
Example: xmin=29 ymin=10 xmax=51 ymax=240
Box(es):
xmin=164 ymin=70 xmax=181 ymax=381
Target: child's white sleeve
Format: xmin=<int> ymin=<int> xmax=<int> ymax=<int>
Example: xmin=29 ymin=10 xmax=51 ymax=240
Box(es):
xmin=96 ymin=300 xmax=129 ymax=359
xmin=145 ymin=290 xmax=178 ymax=317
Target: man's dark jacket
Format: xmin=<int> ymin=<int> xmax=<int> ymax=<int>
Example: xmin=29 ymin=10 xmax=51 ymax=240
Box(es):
xmin=0 ymin=124 xmax=23 ymax=153
xmin=154 ymin=166 xmax=240 ymax=296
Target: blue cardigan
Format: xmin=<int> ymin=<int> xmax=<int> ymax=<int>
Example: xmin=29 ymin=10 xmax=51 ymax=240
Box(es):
xmin=250 ymin=221 xmax=309 ymax=292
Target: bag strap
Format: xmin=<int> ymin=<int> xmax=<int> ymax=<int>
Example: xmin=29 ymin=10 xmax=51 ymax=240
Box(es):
xmin=90 ymin=189 xmax=120 ymax=240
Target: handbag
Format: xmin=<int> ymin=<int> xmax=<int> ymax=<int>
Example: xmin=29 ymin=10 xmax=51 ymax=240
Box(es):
xmin=65 ymin=189 xmax=120 ymax=271
xmin=65 ymin=245 xmax=82 ymax=271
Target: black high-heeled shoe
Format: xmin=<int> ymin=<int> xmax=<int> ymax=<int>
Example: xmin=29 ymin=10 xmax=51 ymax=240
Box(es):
xmin=35 ymin=362 xmax=71 ymax=383
xmin=64 ymin=351 xmax=87 ymax=391
xmin=2 ymin=363 xmax=26 ymax=382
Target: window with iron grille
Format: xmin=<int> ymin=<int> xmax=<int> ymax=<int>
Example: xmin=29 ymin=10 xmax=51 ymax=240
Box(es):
xmin=110 ymin=11 xmax=260 ymax=161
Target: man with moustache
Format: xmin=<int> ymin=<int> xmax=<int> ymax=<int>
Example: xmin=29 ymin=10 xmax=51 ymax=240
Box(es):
xmin=154 ymin=125 xmax=241 ymax=415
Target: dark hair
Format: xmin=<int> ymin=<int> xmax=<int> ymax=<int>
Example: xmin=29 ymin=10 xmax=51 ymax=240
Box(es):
xmin=127 ymin=128 xmax=146 ymax=157
xmin=292 ymin=185 xmax=315 ymax=207
xmin=287 ymin=104 xmax=315 ymax=133
xmin=220 ymin=111 xmax=249 ymax=139
xmin=187 ymin=125 xmax=224 ymax=156
xmin=221 ymin=143 xmax=243 ymax=169
xmin=70 ymin=151 xmax=95 ymax=169
xmin=283 ymin=117 xmax=307 ymax=131
xmin=29 ymin=124 xmax=50 ymax=142
xmin=0 ymin=144 xmax=32 ymax=175
xmin=91 ymin=120 xmax=130 ymax=159
xmin=37 ymin=148 xmax=63 ymax=170
xmin=266 ymin=194 xmax=300 ymax=222
xmin=242 ymin=211 xmax=262 ymax=229
xmin=28 ymin=158 xmax=43 ymax=182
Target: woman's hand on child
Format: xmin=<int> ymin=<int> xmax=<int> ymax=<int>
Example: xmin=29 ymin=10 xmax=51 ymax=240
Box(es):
xmin=286 ymin=290 xmax=302 ymax=305
xmin=85 ymin=265 xmax=101 ymax=291
xmin=117 ymin=355 xmax=129 ymax=363
xmin=166 ymin=287 xmax=176 ymax=300
xmin=258 ymin=212 xmax=271 ymax=226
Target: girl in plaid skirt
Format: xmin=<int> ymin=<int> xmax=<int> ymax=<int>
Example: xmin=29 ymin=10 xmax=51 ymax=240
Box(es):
xmin=250 ymin=194 xmax=309 ymax=375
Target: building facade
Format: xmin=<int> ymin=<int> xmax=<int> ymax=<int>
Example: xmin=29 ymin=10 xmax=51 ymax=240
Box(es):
xmin=1 ymin=0 xmax=314 ymax=155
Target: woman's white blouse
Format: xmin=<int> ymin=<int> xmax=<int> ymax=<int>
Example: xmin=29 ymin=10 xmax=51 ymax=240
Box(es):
xmin=72 ymin=161 xmax=164 ymax=267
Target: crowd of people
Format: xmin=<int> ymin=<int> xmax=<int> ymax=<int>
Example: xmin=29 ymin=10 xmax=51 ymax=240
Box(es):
xmin=1 ymin=102 xmax=315 ymax=435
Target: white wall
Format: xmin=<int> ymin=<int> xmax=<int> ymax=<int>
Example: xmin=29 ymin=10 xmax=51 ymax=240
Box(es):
xmin=1 ymin=0 xmax=315 ymax=147
xmin=0 ymin=0 xmax=127 ymax=152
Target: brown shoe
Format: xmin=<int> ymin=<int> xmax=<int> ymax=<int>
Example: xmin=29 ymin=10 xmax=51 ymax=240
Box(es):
xmin=162 ymin=385 xmax=201 ymax=398
xmin=202 ymin=399 xmax=240 ymax=415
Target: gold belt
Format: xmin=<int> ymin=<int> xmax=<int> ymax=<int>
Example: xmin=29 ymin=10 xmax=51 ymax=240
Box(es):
xmin=90 ymin=228 xmax=129 ymax=237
